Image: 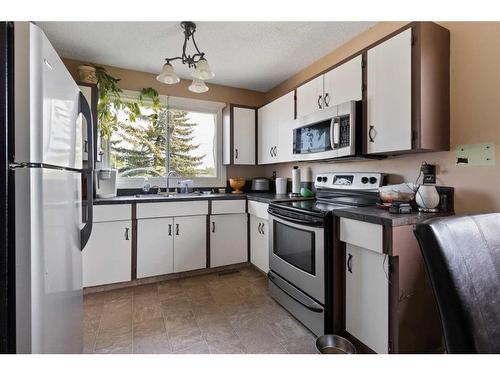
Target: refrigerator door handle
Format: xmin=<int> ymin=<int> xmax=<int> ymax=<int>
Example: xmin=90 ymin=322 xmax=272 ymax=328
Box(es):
xmin=80 ymin=91 xmax=94 ymax=250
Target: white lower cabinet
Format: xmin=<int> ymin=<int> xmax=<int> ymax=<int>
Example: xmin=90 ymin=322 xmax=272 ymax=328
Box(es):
xmin=210 ymin=214 xmax=248 ymax=267
xmin=250 ymin=215 xmax=269 ymax=273
xmin=137 ymin=217 xmax=174 ymax=278
xmin=345 ymin=243 xmax=389 ymax=353
xmin=137 ymin=215 xmax=207 ymax=278
xmin=173 ymin=215 xmax=207 ymax=273
xmin=83 ymin=220 xmax=132 ymax=287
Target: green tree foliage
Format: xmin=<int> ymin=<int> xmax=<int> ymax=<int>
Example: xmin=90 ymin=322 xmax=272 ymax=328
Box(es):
xmin=92 ymin=65 xmax=206 ymax=178
xmin=110 ymin=101 xmax=205 ymax=177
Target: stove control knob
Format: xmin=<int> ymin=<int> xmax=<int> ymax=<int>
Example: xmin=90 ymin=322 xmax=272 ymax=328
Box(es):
xmin=361 ymin=177 xmax=369 ymax=184
xmin=322 ymin=176 xmax=328 ymax=183
xmin=316 ymin=176 xmax=322 ymax=182
xmin=369 ymin=177 xmax=378 ymax=185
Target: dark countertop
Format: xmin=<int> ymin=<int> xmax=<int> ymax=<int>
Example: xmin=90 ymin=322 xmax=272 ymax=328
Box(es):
xmin=334 ymin=206 xmax=453 ymax=227
xmin=245 ymin=193 xmax=314 ymax=203
xmin=94 ymin=192 xmax=313 ymax=205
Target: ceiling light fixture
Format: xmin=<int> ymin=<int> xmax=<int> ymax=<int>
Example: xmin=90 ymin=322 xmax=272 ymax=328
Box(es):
xmin=156 ymin=21 xmax=214 ymax=93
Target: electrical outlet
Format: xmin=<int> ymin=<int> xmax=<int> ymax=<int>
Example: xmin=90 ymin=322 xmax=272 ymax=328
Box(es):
xmin=456 ymin=143 xmax=496 ymax=166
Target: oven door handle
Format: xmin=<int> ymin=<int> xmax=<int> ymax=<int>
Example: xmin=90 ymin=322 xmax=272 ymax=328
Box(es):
xmin=268 ymin=272 xmax=324 ymax=313
xmin=268 ymin=208 xmax=324 ymax=227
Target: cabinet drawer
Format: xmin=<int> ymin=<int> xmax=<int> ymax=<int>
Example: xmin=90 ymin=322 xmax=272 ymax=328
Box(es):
xmin=136 ymin=200 xmax=209 ymax=219
xmin=339 ymin=217 xmax=384 ymax=253
xmin=93 ymin=204 xmax=131 ymax=223
xmin=211 ymin=199 xmax=246 ymax=214
xmin=247 ymin=200 xmax=269 ymax=220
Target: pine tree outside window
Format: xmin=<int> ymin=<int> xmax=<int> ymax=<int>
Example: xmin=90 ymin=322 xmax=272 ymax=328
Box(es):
xmin=104 ymin=91 xmax=226 ymax=188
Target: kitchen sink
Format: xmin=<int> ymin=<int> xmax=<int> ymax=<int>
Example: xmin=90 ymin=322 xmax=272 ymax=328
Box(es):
xmin=133 ymin=192 xmax=211 ymax=199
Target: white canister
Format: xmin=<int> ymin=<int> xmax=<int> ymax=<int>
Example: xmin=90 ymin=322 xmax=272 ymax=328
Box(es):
xmin=275 ymin=178 xmax=288 ymax=195
xmin=292 ymin=166 xmax=301 ymax=195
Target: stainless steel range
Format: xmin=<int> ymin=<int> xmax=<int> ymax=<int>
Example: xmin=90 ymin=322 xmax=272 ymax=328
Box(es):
xmin=267 ymin=172 xmax=385 ymax=336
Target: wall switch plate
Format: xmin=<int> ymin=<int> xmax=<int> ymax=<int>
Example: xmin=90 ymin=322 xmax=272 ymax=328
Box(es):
xmin=455 ymin=143 xmax=496 ymax=166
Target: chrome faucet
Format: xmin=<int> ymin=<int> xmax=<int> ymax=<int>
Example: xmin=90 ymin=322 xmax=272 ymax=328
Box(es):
xmin=165 ymin=170 xmax=177 ymax=193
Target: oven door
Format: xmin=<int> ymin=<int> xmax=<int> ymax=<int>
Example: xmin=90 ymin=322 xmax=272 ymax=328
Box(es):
xmin=268 ymin=210 xmax=325 ymax=303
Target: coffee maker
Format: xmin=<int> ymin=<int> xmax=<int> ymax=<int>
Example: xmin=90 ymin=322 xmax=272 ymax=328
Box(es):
xmin=94 ymin=169 xmax=117 ymax=198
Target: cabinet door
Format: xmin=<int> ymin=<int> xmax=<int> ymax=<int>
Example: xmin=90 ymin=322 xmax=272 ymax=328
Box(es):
xmin=323 ymin=55 xmax=362 ymax=107
xmin=275 ymin=91 xmax=296 ymax=163
xmin=210 ymin=214 xmax=248 ymax=268
xmin=83 ymin=220 xmax=132 ymax=287
xmin=345 ymin=244 xmax=389 ymax=353
xmin=367 ymin=29 xmax=412 ymax=154
xmin=250 ymin=216 xmax=269 ymax=273
xmin=233 ymin=107 xmax=256 ymax=165
xmin=257 ymin=105 xmax=274 ymax=164
xmin=174 ymin=215 xmax=207 ymax=273
xmin=137 ymin=217 xmax=174 ymax=278
xmin=296 ymin=75 xmax=324 ymax=118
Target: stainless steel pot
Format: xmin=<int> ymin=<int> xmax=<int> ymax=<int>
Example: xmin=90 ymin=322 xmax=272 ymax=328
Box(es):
xmin=315 ymin=335 xmax=357 ymax=354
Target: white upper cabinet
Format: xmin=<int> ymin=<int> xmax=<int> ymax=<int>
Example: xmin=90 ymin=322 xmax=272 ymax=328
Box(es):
xmin=223 ymin=105 xmax=256 ymax=165
xmin=296 ymin=75 xmax=324 ymax=119
xmin=258 ymin=91 xmax=295 ymax=164
xmin=366 ymin=29 xmax=412 ymax=154
xmin=275 ymin=91 xmax=296 ymax=162
xmin=258 ymin=104 xmax=273 ymax=164
xmin=233 ymin=107 xmax=256 ymax=164
xmin=323 ymin=55 xmax=362 ymax=107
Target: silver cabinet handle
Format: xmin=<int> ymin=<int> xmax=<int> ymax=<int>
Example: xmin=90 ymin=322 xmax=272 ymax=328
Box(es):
xmin=175 ymin=223 xmax=179 ymax=235
xmin=317 ymin=95 xmax=323 ymax=109
xmin=125 ymin=227 xmax=130 ymax=240
xmin=168 ymin=224 xmax=172 ymax=236
xmin=261 ymin=222 xmax=264 ymax=235
xmin=347 ymin=253 xmax=353 ymax=273
xmin=269 ymin=147 xmax=273 ymax=157
xmin=211 ymin=222 xmax=215 ymax=233
xmin=369 ymin=126 xmax=376 ymax=143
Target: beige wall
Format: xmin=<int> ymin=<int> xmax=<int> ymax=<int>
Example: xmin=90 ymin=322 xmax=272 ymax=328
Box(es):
xmin=63 ymin=58 xmax=266 ymax=107
xmin=262 ymin=22 xmax=500 ymax=215
xmin=63 ymin=58 xmax=267 ymax=179
xmin=65 ymin=23 xmax=500 ymax=214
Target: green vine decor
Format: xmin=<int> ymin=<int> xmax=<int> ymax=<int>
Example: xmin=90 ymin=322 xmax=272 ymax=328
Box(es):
xmin=91 ymin=64 xmax=160 ymax=139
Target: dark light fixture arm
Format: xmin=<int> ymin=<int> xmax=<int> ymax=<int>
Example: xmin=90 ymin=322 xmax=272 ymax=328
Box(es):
xmin=164 ymin=22 xmax=206 ymax=69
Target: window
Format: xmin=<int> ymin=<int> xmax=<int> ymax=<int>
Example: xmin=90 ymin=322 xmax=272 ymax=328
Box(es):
xmin=104 ymin=92 xmax=225 ymax=188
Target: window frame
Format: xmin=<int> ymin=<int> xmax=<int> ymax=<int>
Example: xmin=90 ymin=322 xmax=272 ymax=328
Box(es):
xmin=102 ymin=90 xmax=226 ymax=189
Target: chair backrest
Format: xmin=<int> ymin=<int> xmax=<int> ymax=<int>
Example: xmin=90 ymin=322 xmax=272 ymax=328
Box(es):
xmin=414 ymin=213 xmax=500 ymax=353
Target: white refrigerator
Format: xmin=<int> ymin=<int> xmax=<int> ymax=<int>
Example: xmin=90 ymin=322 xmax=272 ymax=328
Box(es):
xmin=0 ymin=22 xmax=94 ymax=353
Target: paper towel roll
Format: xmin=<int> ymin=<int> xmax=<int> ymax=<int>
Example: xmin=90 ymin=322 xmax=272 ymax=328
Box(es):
xmin=292 ymin=166 xmax=301 ymax=194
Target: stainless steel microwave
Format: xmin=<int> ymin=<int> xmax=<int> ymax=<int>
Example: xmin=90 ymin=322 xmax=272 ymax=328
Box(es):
xmin=292 ymin=101 xmax=361 ymax=161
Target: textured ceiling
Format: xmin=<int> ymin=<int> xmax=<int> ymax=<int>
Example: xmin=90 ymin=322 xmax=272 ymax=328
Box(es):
xmin=37 ymin=22 xmax=376 ymax=92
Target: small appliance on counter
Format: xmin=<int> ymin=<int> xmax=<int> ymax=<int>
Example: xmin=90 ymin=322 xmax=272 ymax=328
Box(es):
xmin=94 ymin=169 xmax=117 ymax=198
xmin=251 ymin=177 xmax=270 ymax=192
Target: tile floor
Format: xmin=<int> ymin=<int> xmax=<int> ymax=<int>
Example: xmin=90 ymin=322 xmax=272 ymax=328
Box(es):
xmin=84 ymin=266 xmax=318 ymax=354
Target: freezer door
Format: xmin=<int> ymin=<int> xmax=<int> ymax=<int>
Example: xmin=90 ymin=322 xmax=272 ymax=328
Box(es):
xmin=14 ymin=22 xmax=82 ymax=169
xmin=15 ymin=168 xmax=82 ymax=353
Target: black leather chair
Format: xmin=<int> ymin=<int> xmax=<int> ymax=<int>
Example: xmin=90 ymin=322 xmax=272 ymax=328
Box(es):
xmin=414 ymin=214 xmax=500 ymax=353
